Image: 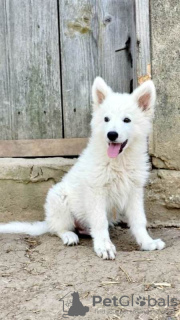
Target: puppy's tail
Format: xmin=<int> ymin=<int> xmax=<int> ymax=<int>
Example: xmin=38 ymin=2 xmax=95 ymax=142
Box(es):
xmin=0 ymin=221 xmax=48 ymax=236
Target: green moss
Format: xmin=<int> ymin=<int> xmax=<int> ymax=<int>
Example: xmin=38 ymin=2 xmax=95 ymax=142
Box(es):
xmin=67 ymin=20 xmax=91 ymax=34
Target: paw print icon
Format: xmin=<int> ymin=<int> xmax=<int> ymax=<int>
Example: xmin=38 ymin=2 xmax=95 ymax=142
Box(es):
xmin=136 ymin=296 xmax=146 ymax=306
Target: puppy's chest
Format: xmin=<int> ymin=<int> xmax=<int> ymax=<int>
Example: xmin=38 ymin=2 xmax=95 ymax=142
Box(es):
xmin=104 ymin=167 xmax=136 ymax=214
xmin=103 ymin=167 xmax=131 ymax=194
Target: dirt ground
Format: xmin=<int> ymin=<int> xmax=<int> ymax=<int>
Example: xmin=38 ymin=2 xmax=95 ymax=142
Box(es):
xmin=0 ymin=227 xmax=180 ymax=320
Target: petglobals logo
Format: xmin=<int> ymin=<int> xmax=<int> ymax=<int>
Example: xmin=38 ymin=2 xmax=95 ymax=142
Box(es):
xmin=59 ymin=291 xmax=178 ymax=318
xmin=93 ymin=294 xmax=178 ymax=308
xmin=60 ymin=291 xmax=89 ymax=318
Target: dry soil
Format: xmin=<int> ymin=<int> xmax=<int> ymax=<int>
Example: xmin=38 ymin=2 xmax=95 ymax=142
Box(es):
xmin=0 ymin=227 xmax=180 ymax=320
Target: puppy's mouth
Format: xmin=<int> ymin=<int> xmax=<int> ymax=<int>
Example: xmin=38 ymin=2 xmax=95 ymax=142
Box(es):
xmin=107 ymin=140 xmax=128 ymax=158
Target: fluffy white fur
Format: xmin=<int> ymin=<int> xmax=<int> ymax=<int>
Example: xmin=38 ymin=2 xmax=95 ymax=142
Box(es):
xmin=0 ymin=77 xmax=165 ymax=259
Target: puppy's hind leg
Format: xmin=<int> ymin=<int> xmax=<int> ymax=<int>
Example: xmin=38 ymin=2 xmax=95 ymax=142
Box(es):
xmin=44 ymin=183 xmax=79 ymax=246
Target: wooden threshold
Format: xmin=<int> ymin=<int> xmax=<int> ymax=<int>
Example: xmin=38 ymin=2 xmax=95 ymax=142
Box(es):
xmin=0 ymin=138 xmax=88 ymax=157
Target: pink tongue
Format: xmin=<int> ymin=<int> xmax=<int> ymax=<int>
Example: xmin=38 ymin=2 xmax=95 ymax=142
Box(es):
xmin=107 ymin=143 xmax=121 ymax=158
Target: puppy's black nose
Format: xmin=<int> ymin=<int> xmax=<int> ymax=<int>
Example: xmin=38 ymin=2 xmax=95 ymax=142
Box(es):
xmin=107 ymin=131 xmax=118 ymax=141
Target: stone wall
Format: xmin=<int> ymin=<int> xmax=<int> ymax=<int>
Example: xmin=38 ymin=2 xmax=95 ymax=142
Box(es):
xmin=150 ymin=0 xmax=180 ymax=170
xmin=146 ymin=0 xmax=180 ymax=220
xmin=0 ymin=158 xmax=180 ymax=226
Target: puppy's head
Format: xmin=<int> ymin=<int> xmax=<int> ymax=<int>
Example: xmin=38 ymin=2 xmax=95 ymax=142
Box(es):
xmin=91 ymin=77 xmax=156 ymax=158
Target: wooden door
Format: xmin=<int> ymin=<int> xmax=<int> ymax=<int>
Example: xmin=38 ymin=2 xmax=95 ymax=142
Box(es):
xmin=0 ymin=0 xmax=150 ymax=157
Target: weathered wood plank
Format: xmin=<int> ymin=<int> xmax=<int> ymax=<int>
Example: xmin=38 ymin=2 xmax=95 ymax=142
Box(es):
xmin=135 ymin=1 xmax=152 ymax=153
xmin=0 ymin=138 xmax=88 ymax=157
xmin=135 ymin=0 xmax=151 ymax=84
xmin=59 ymin=0 xmax=136 ymax=138
xmin=0 ymin=0 xmax=62 ymax=140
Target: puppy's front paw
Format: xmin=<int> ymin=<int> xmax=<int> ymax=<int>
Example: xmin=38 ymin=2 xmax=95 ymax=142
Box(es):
xmin=141 ymin=238 xmax=165 ymax=251
xmin=94 ymin=238 xmax=116 ymax=260
xmin=61 ymin=231 xmax=79 ymax=246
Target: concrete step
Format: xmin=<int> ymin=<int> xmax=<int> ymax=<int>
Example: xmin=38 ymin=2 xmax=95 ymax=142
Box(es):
xmin=0 ymin=158 xmax=179 ymax=226
xmin=0 ymin=158 xmax=75 ymax=223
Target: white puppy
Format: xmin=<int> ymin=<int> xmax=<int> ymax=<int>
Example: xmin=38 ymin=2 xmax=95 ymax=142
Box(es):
xmin=0 ymin=77 xmax=165 ymax=259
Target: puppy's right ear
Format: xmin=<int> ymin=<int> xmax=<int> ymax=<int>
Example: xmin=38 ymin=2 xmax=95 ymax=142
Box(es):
xmin=92 ymin=77 xmax=111 ymax=109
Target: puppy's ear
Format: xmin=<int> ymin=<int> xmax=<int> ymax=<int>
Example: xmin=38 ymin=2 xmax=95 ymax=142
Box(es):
xmin=92 ymin=77 xmax=111 ymax=109
xmin=132 ymin=80 xmax=156 ymax=115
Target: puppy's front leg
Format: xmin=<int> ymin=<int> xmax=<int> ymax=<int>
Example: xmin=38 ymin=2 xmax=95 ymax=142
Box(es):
xmin=87 ymin=193 xmax=116 ymax=260
xmin=125 ymin=187 xmax=165 ymax=251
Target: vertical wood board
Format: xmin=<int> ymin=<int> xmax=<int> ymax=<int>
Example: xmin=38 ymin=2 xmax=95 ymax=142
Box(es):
xmin=135 ymin=0 xmax=151 ymax=83
xmin=0 ymin=0 xmax=62 ymax=140
xmin=59 ymin=0 xmax=136 ymax=138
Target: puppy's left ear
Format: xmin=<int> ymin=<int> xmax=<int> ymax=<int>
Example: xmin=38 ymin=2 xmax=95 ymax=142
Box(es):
xmin=92 ymin=77 xmax=112 ymax=109
xmin=132 ymin=80 xmax=156 ymax=116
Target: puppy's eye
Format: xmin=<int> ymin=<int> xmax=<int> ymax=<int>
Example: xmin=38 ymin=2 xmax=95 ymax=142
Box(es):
xmin=104 ymin=117 xmax=110 ymax=122
xmin=123 ymin=118 xmax=131 ymax=123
